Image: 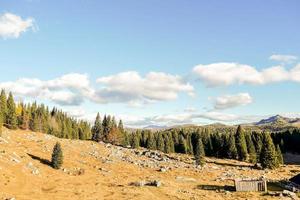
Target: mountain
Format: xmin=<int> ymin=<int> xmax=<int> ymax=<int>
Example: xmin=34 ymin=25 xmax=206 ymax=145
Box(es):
xmin=250 ymin=115 xmax=300 ymax=131
xmin=143 ymin=125 xmax=168 ymax=130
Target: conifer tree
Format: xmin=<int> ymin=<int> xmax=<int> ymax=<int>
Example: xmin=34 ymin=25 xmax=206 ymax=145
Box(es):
xmin=245 ymin=133 xmax=257 ymax=164
xmin=194 ymin=138 xmax=205 ymax=166
xmin=260 ymin=132 xmax=279 ymax=169
xmin=0 ymin=89 xmax=7 ymax=124
xmin=131 ymin=132 xmax=140 ymax=149
xmin=0 ymin=109 xmax=2 ymax=136
xmin=92 ymin=113 xmax=102 ymax=142
xmin=6 ymin=92 xmax=17 ymax=129
xmin=178 ymin=135 xmax=187 ymax=153
xmin=51 ymin=142 xmax=63 ymax=169
xmin=227 ymin=134 xmax=238 ymax=159
xmin=276 ymin=144 xmax=284 ymax=165
xmin=156 ymin=133 xmax=165 ymax=152
xmin=118 ymin=120 xmax=124 ymax=132
xmin=146 ymin=133 xmax=156 ymax=150
xmin=235 ymin=125 xmax=248 ymax=161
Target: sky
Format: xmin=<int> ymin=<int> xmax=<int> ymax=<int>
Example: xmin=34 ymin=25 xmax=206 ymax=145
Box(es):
xmin=0 ymin=0 xmax=300 ymax=127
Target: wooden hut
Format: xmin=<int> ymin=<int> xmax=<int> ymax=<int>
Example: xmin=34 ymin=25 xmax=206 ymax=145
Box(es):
xmin=234 ymin=178 xmax=267 ymax=192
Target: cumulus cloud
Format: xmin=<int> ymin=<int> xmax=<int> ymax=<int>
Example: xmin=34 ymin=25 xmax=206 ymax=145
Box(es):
xmin=269 ymin=54 xmax=298 ymax=63
xmin=0 ymin=73 xmax=90 ymax=106
xmin=0 ymin=13 xmax=35 ymax=39
xmin=213 ymin=93 xmax=253 ymax=110
xmin=125 ymin=111 xmax=261 ymax=127
xmin=94 ymin=71 xmax=195 ymax=104
xmin=193 ymin=62 xmax=300 ymax=87
xmin=0 ymin=71 xmax=193 ymax=106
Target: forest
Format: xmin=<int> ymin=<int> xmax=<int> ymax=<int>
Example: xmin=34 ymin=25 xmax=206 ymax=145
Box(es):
xmin=1 ymin=89 xmax=300 ymax=170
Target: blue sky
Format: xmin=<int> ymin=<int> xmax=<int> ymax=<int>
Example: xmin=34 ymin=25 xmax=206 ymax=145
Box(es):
xmin=0 ymin=0 xmax=299 ymax=127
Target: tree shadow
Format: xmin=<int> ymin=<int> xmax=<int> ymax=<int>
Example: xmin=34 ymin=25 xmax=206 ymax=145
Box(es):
xmin=27 ymin=153 xmax=52 ymax=167
xmin=197 ymin=184 xmax=235 ymax=191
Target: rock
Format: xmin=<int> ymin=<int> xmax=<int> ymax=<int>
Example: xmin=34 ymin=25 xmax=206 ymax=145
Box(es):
xmin=159 ymin=167 xmax=167 ymax=172
xmin=131 ymin=180 xmax=146 ymax=187
xmin=176 ymin=176 xmax=196 ymax=182
xmin=282 ymin=190 xmax=298 ymax=199
xmin=32 ymin=169 xmax=39 ymax=175
xmin=149 ymin=180 xmax=161 ymax=187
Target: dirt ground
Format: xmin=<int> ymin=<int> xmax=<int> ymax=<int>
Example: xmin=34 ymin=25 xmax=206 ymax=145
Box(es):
xmin=0 ymin=128 xmax=299 ymax=200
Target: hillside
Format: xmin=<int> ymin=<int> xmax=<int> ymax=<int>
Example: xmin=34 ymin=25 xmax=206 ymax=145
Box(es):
xmin=1 ymin=128 xmax=300 ymax=199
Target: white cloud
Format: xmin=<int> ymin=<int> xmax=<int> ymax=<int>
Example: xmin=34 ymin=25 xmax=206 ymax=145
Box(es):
xmin=269 ymin=54 xmax=298 ymax=63
xmin=193 ymin=62 xmax=300 ymax=87
xmin=0 ymin=73 xmax=90 ymax=106
xmin=124 ymin=111 xmax=261 ymax=128
xmin=0 ymin=13 xmax=35 ymax=39
xmin=213 ymin=93 xmax=253 ymax=110
xmin=184 ymin=107 xmax=197 ymax=113
xmin=0 ymin=72 xmax=194 ymax=106
xmin=94 ymin=71 xmax=195 ymax=104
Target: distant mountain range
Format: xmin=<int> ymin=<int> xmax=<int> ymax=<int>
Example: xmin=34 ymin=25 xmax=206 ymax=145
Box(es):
xmin=140 ymin=115 xmax=300 ymax=132
xmin=252 ymin=114 xmax=300 ymax=128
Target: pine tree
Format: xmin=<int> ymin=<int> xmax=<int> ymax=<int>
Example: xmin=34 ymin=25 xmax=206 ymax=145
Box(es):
xmin=227 ymin=134 xmax=238 ymax=159
xmin=6 ymin=92 xmax=17 ymax=129
xmin=177 ymin=135 xmax=187 ymax=153
xmin=235 ymin=125 xmax=248 ymax=161
xmin=194 ymin=138 xmax=205 ymax=166
xmin=92 ymin=113 xmax=102 ymax=142
xmin=260 ymin=132 xmax=279 ymax=169
xmin=0 ymin=89 xmax=7 ymax=124
xmin=245 ymin=133 xmax=257 ymax=164
xmin=0 ymin=109 xmax=2 ymax=136
xmin=156 ymin=133 xmax=165 ymax=152
xmin=276 ymin=144 xmax=284 ymax=165
xmin=118 ymin=120 xmax=124 ymax=132
xmin=146 ymin=133 xmax=156 ymax=150
xmin=51 ymin=142 xmax=63 ymax=169
xmin=131 ymin=132 xmax=140 ymax=149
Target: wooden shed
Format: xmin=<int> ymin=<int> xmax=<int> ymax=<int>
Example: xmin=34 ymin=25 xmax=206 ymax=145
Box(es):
xmin=234 ymin=178 xmax=267 ymax=192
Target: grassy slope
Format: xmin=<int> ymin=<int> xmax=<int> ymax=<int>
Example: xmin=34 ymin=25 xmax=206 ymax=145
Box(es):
xmin=0 ymin=128 xmax=299 ymax=200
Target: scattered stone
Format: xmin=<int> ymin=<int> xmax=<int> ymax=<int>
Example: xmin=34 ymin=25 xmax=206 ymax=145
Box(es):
xmin=131 ymin=180 xmax=146 ymax=187
xmin=149 ymin=180 xmax=161 ymax=187
xmin=130 ymin=180 xmax=162 ymax=187
xmin=176 ymin=176 xmax=196 ymax=182
xmin=282 ymin=190 xmax=298 ymax=199
xmin=159 ymin=167 xmax=167 ymax=172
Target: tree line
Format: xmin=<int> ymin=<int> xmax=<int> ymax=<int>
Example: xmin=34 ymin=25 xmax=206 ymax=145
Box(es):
xmin=0 ymin=89 xmax=126 ymax=145
xmin=0 ymin=90 xmax=293 ymax=170
xmin=125 ymin=125 xmax=284 ymax=169
xmin=0 ymin=89 xmax=91 ymax=139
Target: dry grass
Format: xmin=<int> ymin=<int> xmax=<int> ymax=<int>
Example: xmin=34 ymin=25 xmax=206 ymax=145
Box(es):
xmin=0 ymin=128 xmax=299 ymax=200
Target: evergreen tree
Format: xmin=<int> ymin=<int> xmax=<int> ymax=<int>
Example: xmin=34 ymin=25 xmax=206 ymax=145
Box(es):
xmin=0 ymin=89 xmax=7 ymax=124
xmin=245 ymin=133 xmax=257 ymax=164
xmin=194 ymin=138 xmax=205 ymax=166
xmin=156 ymin=133 xmax=165 ymax=152
xmin=92 ymin=113 xmax=102 ymax=142
xmin=235 ymin=125 xmax=248 ymax=161
xmin=118 ymin=120 xmax=124 ymax=132
xmin=0 ymin=109 xmax=2 ymax=136
xmin=131 ymin=132 xmax=140 ymax=149
xmin=51 ymin=142 xmax=63 ymax=169
xmin=6 ymin=92 xmax=17 ymax=129
xmin=177 ymin=135 xmax=187 ymax=153
xmin=227 ymin=134 xmax=238 ymax=159
xmin=260 ymin=132 xmax=279 ymax=169
xmin=276 ymin=144 xmax=284 ymax=165
xmin=146 ymin=133 xmax=156 ymax=150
